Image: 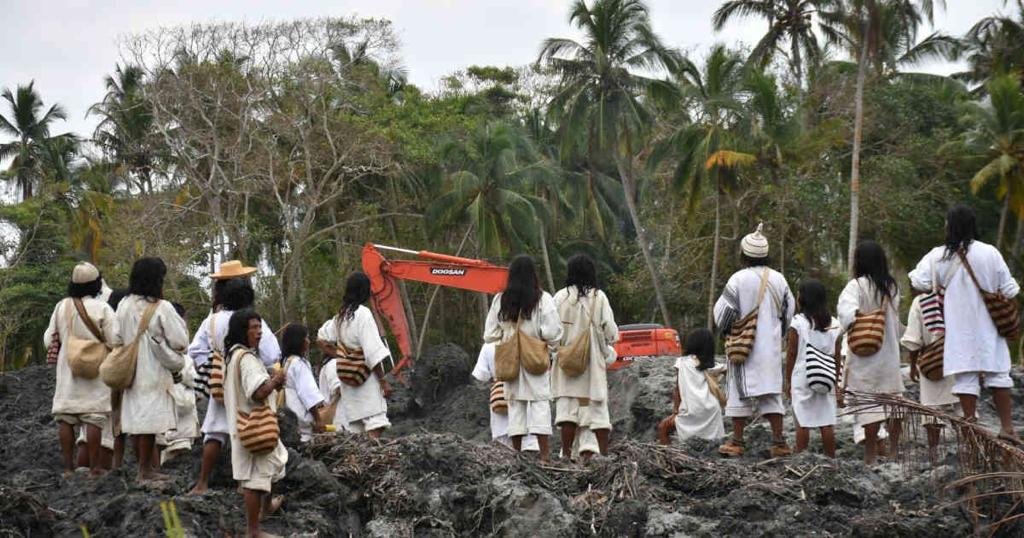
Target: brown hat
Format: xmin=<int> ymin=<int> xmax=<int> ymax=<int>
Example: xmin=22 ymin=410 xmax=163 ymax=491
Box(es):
xmin=72 ymin=262 xmax=100 ymax=284
xmin=210 ymin=260 xmax=257 ymax=280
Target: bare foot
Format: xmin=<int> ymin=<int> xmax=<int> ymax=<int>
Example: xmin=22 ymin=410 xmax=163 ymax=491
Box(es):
xmin=62 ymin=470 xmax=74 ymax=479
xmin=88 ymin=469 xmax=108 ymax=479
xmin=188 ymin=483 xmax=209 ymax=496
xmin=260 ymin=495 xmax=285 ymax=522
xmin=137 ymin=471 xmax=171 ymax=484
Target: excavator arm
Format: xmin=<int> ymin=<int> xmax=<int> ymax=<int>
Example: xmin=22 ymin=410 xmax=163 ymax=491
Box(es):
xmin=362 ymin=243 xmax=508 ymax=375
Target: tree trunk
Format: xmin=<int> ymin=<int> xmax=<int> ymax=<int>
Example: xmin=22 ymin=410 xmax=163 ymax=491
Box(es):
xmin=997 ymin=196 xmax=1010 ymax=251
xmin=707 ymin=186 xmax=721 ymax=330
xmin=847 ymin=38 xmax=870 ymax=277
xmin=791 ymin=33 xmax=803 ymax=90
xmin=1012 ymin=215 xmax=1023 ymax=262
xmin=538 ymin=222 xmax=556 ymax=292
xmin=616 ymin=157 xmax=672 ymax=327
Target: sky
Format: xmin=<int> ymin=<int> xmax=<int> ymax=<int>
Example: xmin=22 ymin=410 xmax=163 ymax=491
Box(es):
xmin=0 ymin=0 xmax=1014 ymax=143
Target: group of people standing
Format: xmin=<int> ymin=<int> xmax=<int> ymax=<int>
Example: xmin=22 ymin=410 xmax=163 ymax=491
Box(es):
xmin=43 ymin=201 xmax=1021 ymax=535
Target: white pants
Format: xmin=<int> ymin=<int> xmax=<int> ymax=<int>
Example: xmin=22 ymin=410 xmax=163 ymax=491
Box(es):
xmin=725 ymin=393 xmax=784 ymax=418
xmin=555 ymin=397 xmax=610 ymax=456
xmin=508 ymin=400 xmax=552 ymax=437
xmin=952 ymin=371 xmax=1014 ymax=396
xmin=346 ymin=412 xmax=391 ymax=433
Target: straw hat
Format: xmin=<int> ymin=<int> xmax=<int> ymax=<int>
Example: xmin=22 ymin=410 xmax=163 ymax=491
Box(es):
xmin=210 ymin=260 xmax=257 ymax=280
xmin=741 ymin=222 xmax=769 ymax=258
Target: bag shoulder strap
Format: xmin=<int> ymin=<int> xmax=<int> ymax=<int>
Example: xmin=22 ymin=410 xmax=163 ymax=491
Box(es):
xmin=753 ymin=268 xmax=771 ymax=311
xmin=131 ymin=301 xmax=161 ymax=347
xmin=73 ymin=298 xmax=105 ymax=344
xmin=957 ymin=249 xmax=988 ymax=294
xmin=208 ymin=312 xmax=221 ymax=353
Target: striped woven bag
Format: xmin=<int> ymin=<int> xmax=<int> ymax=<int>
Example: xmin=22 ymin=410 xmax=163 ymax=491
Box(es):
xmin=489 ymin=382 xmax=508 ymax=415
xmin=207 ymin=320 xmax=226 ymax=403
xmin=848 ymin=282 xmax=888 ymax=357
xmin=959 ymin=250 xmax=1021 ymax=340
xmin=237 ymin=405 xmax=279 ymax=455
xmin=804 ymin=343 xmax=836 ymax=394
xmin=335 ymin=345 xmax=370 ymax=387
xmin=725 ymin=269 xmax=772 ymax=364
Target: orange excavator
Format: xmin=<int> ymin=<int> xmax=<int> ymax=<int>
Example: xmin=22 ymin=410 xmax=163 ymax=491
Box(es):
xmin=361 ymin=243 xmax=681 ymax=376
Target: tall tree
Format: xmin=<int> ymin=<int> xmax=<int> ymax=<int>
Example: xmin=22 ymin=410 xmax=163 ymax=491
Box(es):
xmin=953 ymin=5 xmax=1024 ymax=92
xmin=712 ymin=0 xmax=834 ymax=88
xmin=819 ymin=0 xmax=943 ymax=274
xmin=538 ymin=0 xmax=679 ymax=326
xmin=650 ymin=45 xmax=756 ymax=327
xmin=0 ymin=82 xmax=71 ymax=201
xmin=89 ymin=64 xmax=157 ymax=194
xmin=961 ymin=74 xmax=1024 ymax=251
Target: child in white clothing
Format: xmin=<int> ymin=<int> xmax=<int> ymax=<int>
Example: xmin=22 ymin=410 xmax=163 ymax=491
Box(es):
xmin=471 ymin=344 xmax=540 ymax=451
xmin=902 ymin=293 xmax=959 ymax=454
xmin=657 ymin=328 xmax=726 ymax=444
xmin=281 ymin=324 xmax=326 ymax=444
xmin=784 ymin=279 xmax=842 ymax=458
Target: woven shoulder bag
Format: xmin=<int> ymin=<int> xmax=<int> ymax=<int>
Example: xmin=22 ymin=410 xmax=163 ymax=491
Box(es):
xmin=208 ymin=318 xmax=226 ymax=403
xmin=489 ymin=381 xmax=508 ymax=415
xmin=848 ymin=282 xmax=889 ymax=357
xmin=66 ymin=298 xmax=110 ymax=380
xmin=234 ymin=349 xmax=279 ymax=455
xmin=331 ymin=317 xmax=372 ymax=387
xmin=959 ymin=250 xmax=1020 ymax=340
xmin=557 ymin=291 xmax=599 ymax=378
xmin=725 ymin=269 xmax=772 ymax=364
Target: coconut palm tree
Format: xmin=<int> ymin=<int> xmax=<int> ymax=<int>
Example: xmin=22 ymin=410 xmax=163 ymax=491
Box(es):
xmin=953 ymin=6 xmax=1024 ymax=93
xmin=650 ymin=45 xmax=756 ymax=327
xmin=537 ymin=0 xmax=679 ymax=326
xmin=961 ymin=74 xmax=1024 ymax=252
xmin=712 ymin=0 xmax=836 ymax=88
xmin=0 ymin=82 xmax=71 ymax=201
xmin=426 ymin=121 xmax=552 ymax=259
xmin=89 ymin=64 xmax=157 ymax=194
xmin=818 ymin=0 xmax=943 ymax=274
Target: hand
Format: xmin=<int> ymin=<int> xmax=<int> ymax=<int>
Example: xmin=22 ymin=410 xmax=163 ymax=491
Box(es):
xmin=909 ymin=362 xmax=920 ymax=383
xmin=379 ymin=378 xmax=393 ymax=399
xmin=272 ymin=369 xmax=287 ymax=388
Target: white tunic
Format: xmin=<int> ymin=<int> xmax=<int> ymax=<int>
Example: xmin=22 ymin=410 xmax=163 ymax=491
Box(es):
xmin=163 ymin=360 xmax=200 ymax=443
xmin=790 ymin=315 xmax=841 ymax=428
xmin=317 ymin=359 xmax=349 ymax=430
xmin=714 ymin=266 xmax=795 ymax=398
xmin=900 ymin=295 xmax=960 ymax=407
xmin=283 ymin=355 xmax=325 ymax=442
xmin=114 ymin=295 xmax=189 ymax=435
xmin=44 ymin=296 xmax=119 ymax=415
xmin=224 ymin=346 xmax=287 ymax=485
xmin=471 ymin=343 xmax=540 ymax=448
xmin=316 ymin=306 xmax=390 ymax=423
xmin=837 ymin=278 xmax=905 ymax=395
xmin=673 ymin=356 xmax=726 ymax=441
xmin=908 ymin=241 xmax=1019 ymax=376
xmin=483 ymin=292 xmax=563 ymax=402
xmin=188 ymin=310 xmax=281 ymax=436
xmin=551 ymin=287 xmax=618 ymax=402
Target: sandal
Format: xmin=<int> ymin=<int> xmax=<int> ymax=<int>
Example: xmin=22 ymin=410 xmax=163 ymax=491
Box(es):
xmin=718 ymin=438 xmax=745 ymax=458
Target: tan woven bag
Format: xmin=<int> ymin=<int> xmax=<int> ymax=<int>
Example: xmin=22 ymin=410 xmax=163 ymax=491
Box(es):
xmin=557 ymin=292 xmax=600 ymax=378
xmin=208 ymin=318 xmax=226 ymax=403
xmin=489 ymin=382 xmax=508 ymax=415
xmin=494 ymin=316 xmax=551 ymax=380
xmin=234 ymin=348 xmax=280 ymax=455
xmin=66 ymin=299 xmax=109 ymax=379
xmin=959 ymin=250 xmax=1021 ymax=340
xmin=848 ymin=282 xmax=888 ymax=357
xmin=100 ymin=301 xmax=160 ymax=390
xmin=725 ymin=269 xmax=772 ymax=364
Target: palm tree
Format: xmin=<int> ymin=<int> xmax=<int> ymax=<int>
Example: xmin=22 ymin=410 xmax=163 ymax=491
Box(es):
xmin=953 ymin=6 xmax=1024 ymax=93
xmin=0 ymin=82 xmax=70 ymax=200
xmin=89 ymin=64 xmax=156 ymax=194
xmin=650 ymin=45 xmax=756 ymax=327
xmin=712 ymin=0 xmax=835 ymax=88
xmin=961 ymin=74 xmax=1024 ymax=252
xmin=819 ymin=0 xmax=943 ymax=274
xmin=426 ymin=122 xmax=552 ymax=259
xmin=538 ymin=0 xmax=679 ymax=326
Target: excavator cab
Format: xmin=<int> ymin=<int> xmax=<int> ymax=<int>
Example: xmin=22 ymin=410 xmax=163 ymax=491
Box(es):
xmin=610 ymin=324 xmax=682 ymax=370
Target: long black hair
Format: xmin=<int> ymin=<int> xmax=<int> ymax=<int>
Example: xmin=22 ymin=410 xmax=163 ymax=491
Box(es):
xmin=499 ymin=255 xmax=542 ymax=322
xmin=565 ymin=253 xmax=598 ymax=298
xmin=220 ymin=278 xmax=255 ymax=311
xmin=684 ymin=328 xmax=715 ymax=371
xmin=797 ymin=279 xmax=831 ymax=332
xmin=211 ymin=278 xmax=231 ymax=311
xmin=944 ymin=204 xmax=979 ymax=259
xmin=68 ymin=276 xmax=103 ymax=299
xmin=108 ymin=288 xmax=129 ymax=311
xmin=853 ymin=240 xmax=897 ymax=302
xmin=280 ymin=323 xmax=308 ymax=358
xmin=340 ymin=272 xmax=371 ymax=321
xmin=225 ymin=308 xmax=262 ymax=351
xmin=129 ymin=257 xmax=166 ymax=300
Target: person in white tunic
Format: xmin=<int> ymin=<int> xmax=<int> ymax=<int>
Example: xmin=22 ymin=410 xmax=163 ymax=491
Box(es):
xmin=223 ymin=309 xmax=287 ymax=538
xmin=784 ymin=280 xmax=842 ymax=458
xmin=471 ymin=343 xmax=540 ymax=451
xmin=657 ymin=328 xmax=726 ymax=444
xmin=280 ymin=324 xmax=326 ymax=443
xmin=908 ymin=204 xmax=1020 ymax=444
xmin=837 ymin=241 xmax=905 ymax=465
xmin=317 ymin=272 xmax=393 ymax=438
xmin=552 ymin=254 xmax=619 ymax=460
xmin=113 ymin=257 xmax=189 ymax=483
xmin=318 ymin=358 xmax=350 ymax=432
xmin=484 ymin=255 xmax=563 ymax=462
xmin=44 ymin=262 xmax=119 ymax=477
xmin=188 ymin=278 xmax=281 ymax=495
xmin=901 ymin=292 xmax=959 ymax=454
xmin=713 ymin=224 xmax=795 ymax=458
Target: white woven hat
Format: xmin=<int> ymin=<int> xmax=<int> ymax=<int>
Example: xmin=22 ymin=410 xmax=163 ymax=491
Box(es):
xmin=741 ymin=223 xmax=769 ymax=258
xmin=72 ymin=262 xmax=100 ymax=284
